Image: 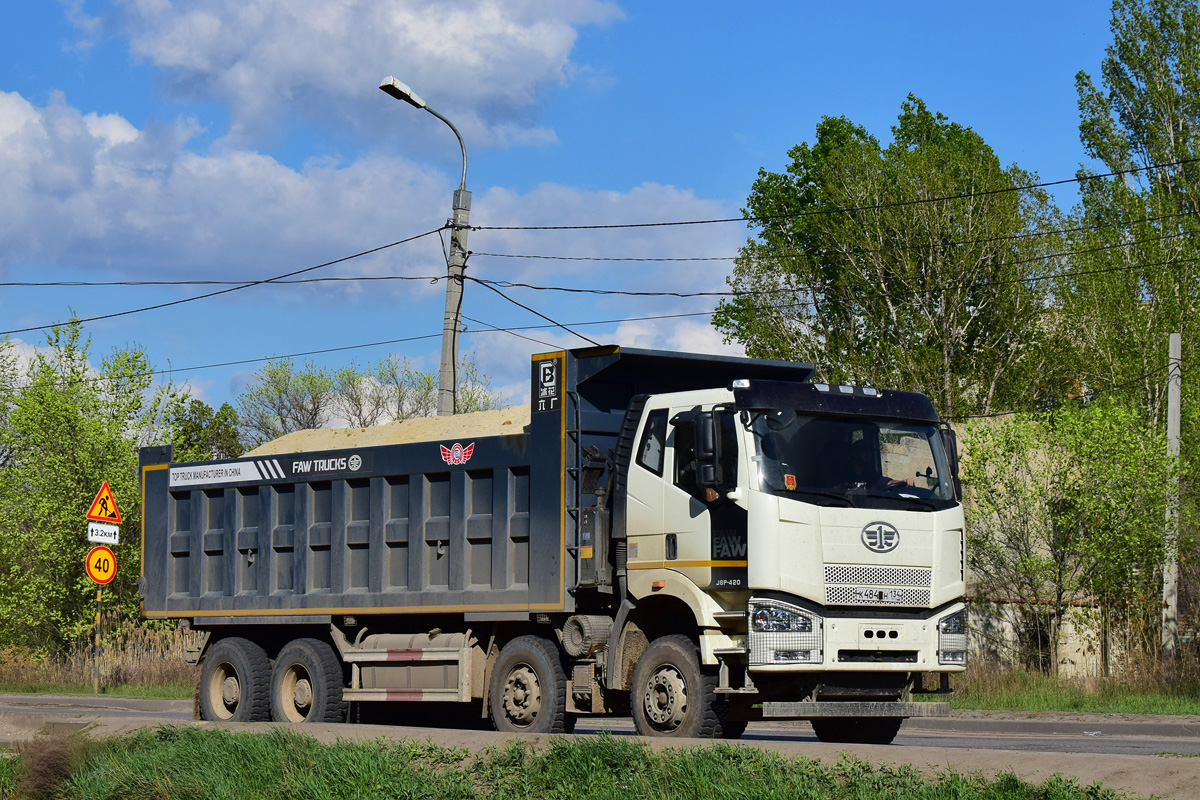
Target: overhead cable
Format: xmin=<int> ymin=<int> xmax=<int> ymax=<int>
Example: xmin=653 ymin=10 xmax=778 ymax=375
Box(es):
xmin=0 ymin=227 xmax=446 ymax=337
xmin=471 ymin=157 xmax=1200 ymax=232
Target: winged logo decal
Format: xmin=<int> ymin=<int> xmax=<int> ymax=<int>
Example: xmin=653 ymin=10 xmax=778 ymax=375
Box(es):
xmin=440 ymin=442 xmax=475 ymax=466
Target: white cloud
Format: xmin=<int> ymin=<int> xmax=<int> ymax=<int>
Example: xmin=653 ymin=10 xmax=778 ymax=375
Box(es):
xmin=79 ymin=0 xmax=623 ymax=147
xmin=0 ymin=90 xmax=453 ymax=294
xmin=0 ymin=88 xmax=753 ymax=407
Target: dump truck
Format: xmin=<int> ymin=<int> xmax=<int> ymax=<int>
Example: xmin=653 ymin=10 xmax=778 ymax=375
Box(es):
xmin=139 ymin=345 xmax=966 ymax=742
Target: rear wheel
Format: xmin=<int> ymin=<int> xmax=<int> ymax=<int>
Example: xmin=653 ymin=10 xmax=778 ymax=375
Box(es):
xmin=489 ymin=635 xmax=569 ymax=733
xmin=198 ymin=637 xmax=271 ymax=722
xmin=270 ymin=638 xmax=347 ymax=723
xmin=811 ymin=716 xmax=902 ymax=744
xmin=630 ymin=635 xmax=731 ymax=738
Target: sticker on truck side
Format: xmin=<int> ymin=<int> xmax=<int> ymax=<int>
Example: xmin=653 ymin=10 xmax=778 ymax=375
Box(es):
xmin=168 ymin=453 xmax=372 ymax=487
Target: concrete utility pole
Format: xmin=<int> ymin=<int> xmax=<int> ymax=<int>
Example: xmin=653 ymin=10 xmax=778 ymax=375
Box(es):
xmin=379 ymin=77 xmax=471 ymax=416
xmin=1162 ymin=332 xmax=1181 ymax=664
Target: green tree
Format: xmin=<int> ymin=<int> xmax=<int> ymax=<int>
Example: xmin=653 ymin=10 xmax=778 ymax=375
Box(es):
xmin=236 ymin=359 xmax=337 ymax=446
xmin=238 ymin=354 xmax=501 ymax=447
xmin=714 ymin=96 xmax=1065 ymax=419
xmin=964 ymin=398 xmax=1176 ymax=674
xmin=1066 ymin=0 xmax=1200 ymax=427
xmin=0 ymin=324 xmax=176 ymax=651
xmin=170 ymin=400 xmax=243 ymax=462
xmin=963 ymin=414 xmax=1082 ymax=673
xmin=1065 ymin=0 xmax=1200 ymax=666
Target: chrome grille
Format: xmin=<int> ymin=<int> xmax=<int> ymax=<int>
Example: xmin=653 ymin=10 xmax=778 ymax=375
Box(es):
xmin=825 ymin=565 xmax=931 ymax=587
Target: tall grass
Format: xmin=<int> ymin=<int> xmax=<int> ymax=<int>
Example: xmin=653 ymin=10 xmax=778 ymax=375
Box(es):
xmin=4 ymin=727 xmax=1145 ymax=800
xmin=0 ymin=616 xmax=197 ymax=698
xmin=924 ymin=656 xmax=1200 ymax=715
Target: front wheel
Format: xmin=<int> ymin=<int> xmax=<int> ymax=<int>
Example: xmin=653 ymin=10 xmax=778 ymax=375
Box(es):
xmin=198 ymin=637 xmax=271 ymax=722
xmin=488 ymin=635 xmax=569 ymax=733
xmin=270 ymin=638 xmax=347 ymax=723
xmin=811 ymin=716 xmax=902 ymax=744
xmin=630 ymin=635 xmax=731 ymax=738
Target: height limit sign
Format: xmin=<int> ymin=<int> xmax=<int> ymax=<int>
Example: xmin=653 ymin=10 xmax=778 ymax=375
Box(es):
xmin=86 ymin=482 xmax=121 ymax=545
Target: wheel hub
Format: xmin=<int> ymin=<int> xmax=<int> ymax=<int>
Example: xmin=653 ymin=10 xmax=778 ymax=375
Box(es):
xmin=502 ymin=664 xmax=541 ymax=726
xmin=644 ymin=666 xmax=688 ymax=728
xmin=292 ymin=678 xmax=313 ymax=709
xmin=221 ymin=674 xmax=241 ymax=707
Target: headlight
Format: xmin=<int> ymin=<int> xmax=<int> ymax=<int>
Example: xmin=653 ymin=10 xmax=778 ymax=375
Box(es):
xmin=938 ymin=610 xmax=966 ymax=634
xmin=938 ymin=609 xmax=968 ymax=666
xmin=747 ymin=598 xmax=823 ymax=666
xmin=752 ymin=606 xmax=812 ymax=633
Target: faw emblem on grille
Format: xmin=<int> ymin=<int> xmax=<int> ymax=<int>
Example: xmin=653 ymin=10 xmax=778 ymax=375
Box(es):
xmin=861 ymin=521 xmax=900 ymax=553
xmin=440 ymin=442 xmax=475 ymax=466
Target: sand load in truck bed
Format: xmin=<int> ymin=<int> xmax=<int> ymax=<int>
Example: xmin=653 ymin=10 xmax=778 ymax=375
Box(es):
xmin=243 ymin=405 xmax=531 ymax=456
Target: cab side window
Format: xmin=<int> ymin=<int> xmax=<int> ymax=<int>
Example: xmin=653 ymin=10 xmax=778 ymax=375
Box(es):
xmin=635 ymin=409 xmax=668 ymax=475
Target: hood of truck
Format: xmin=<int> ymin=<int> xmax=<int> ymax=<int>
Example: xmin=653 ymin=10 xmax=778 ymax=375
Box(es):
xmin=746 ymin=489 xmax=964 ymax=609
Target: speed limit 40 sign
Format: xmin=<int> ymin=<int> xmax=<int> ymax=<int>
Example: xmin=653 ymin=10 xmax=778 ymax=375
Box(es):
xmin=86 ymin=545 xmax=117 ymax=585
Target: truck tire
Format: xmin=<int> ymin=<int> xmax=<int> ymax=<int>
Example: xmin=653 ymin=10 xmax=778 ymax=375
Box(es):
xmin=810 ymin=716 xmax=902 ymax=745
xmin=489 ymin=635 xmax=568 ymax=733
xmin=271 ymin=638 xmax=347 ymax=723
xmin=198 ymin=637 xmax=271 ymax=722
xmin=630 ymin=635 xmax=730 ymax=738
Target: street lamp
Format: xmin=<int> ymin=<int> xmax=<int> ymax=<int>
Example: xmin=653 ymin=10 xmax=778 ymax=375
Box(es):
xmin=379 ymin=76 xmax=470 ymax=416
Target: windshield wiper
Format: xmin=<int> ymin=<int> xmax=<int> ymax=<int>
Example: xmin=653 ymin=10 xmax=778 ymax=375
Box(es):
xmin=788 ymin=489 xmax=853 ymax=507
xmin=866 ymin=493 xmax=938 ymax=511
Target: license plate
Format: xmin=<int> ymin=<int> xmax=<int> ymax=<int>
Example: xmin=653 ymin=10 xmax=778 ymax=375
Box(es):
xmin=854 ymin=587 xmax=902 ymax=603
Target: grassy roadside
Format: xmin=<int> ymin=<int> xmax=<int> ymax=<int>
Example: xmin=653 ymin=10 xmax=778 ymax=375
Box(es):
xmin=914 ymin=665 xmax=1200 ymax=716
xmin=0 ymin=683 xmax=192 ymax=700
xmin=1 ymin=727 xmax=1148 ymax=800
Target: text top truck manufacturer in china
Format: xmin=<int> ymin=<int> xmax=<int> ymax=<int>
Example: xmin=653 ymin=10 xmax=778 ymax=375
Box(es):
xmin=139 ymin=346 xmax=965 ymax=742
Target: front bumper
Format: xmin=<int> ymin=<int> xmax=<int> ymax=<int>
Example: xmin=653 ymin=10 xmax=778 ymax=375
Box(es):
xmin=744 ymin=596 xmax=968 ymax=672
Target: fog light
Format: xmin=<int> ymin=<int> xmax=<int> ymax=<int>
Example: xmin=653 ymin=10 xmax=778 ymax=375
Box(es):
xmin=773 ymin=650 xmax=811 ymax=662
xmin=939 ymin=650 xmax=967 ymax=665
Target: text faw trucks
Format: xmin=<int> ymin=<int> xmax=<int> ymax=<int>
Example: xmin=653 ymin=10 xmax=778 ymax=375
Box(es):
xmin=139 ymin=346 xmax=966 ymax=743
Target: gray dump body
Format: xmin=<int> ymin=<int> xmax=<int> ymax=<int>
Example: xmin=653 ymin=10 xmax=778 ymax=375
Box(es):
xmin=138 ymin=346 xmax=813 ymax=625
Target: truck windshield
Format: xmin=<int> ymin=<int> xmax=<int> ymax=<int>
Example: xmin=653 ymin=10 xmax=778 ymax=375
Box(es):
xmin=749 ymin=413 xmax=956 ymax=511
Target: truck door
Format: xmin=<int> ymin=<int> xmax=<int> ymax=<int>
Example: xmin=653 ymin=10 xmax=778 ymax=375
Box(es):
xmin=664 ymin=410 xmax=747 ymax=590
xmin=625 ymin=408 xmax=668 ymax=564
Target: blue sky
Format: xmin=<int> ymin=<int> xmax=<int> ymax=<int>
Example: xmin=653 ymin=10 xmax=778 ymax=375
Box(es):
xmin=1 ymin=1 xmax=1113 ymax=410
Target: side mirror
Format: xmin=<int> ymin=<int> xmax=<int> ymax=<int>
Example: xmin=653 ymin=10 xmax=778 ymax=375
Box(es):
xmin=695 ymin=411 xmax=722 ymax=489
xmin=695 ymin=411 xmax=717 ymax=460
xmin=939 ymin=427 xmax=959 ymax=477
xmin=939 ymin=427 xmax=961 ymax=500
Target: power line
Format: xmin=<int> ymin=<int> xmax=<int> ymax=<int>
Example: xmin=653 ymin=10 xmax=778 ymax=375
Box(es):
xmin=5 ymin=208 xmax=1190 ymax=292
xmin=0 ymin=275 xmax=443 ymax=288
xmin=467 ymin=271 xmax=601 ymax=347
xmin=470 ymin=209 xmax=1194 ymax=264
xmin=15 ymin=222 xmax=1176 ymax=305
xmin=0 ymin=227 xmax=446 ymax=337
xmin=947 ymin=363 xmax=1176 ymax=421
xmin=472 ymin=158 xmax=1200 ymax=232
xmin=461 ymin=315 xmax=557 ymax=348
xmin=462 ymin=233 xmax=1196 ymax=303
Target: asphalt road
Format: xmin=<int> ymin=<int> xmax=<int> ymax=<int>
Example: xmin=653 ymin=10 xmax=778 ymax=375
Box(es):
xmin=2 ymin=695 xmax=1199 ymax=798
xmin=2 ymin=694 xmax=1199 ymax=756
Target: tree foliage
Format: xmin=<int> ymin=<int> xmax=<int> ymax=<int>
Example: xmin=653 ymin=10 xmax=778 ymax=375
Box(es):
xmin=1064 ymin=0 xmax=1200 ymax=429
xmin=236 ymin=355 xmax=501 ymax=447
xmin=964 ymin=400 xmax=1177 ymax=673
xmin=714 ymin=96 xmax=1065 ymax=419
xmin=0 ymin=325 xmax=179 ymax=651
xmin=169 ymin=400 xmax=243 ymax=462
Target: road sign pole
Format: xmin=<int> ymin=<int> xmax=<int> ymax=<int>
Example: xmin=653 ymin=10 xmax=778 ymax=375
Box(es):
xmin=93 ymin=587 xmax=102 ymax=696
